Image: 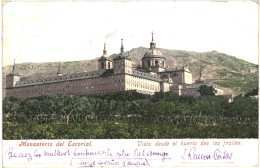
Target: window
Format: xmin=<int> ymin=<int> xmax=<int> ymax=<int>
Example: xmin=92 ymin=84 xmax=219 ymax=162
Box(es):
xmin=155 ymin=60 xmax=158 ymax=66
xmin=172 ymin=73 xmax=178 ymax=77
xmin=101 ymin=62 xmax=104 ymax=69
xmin=162 ymin=74 xmax=168 ymax=78
xmin=108 ymin=62 xmax=111 ymax=69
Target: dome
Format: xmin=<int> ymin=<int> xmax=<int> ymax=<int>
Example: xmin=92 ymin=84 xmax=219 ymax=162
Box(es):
xmin=144 ymin=49 xmax=163 ymax=58
xmin=101 ymin=54 xmax=108 ymax=58
xmin=143 ymin=32 xmax=164 ymax=58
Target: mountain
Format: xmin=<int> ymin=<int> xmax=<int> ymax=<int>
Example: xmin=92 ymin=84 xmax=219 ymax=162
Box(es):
xmin=2 ymin=47 xmax=258 ymax=97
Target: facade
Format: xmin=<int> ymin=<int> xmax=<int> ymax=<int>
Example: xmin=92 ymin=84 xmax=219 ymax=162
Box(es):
xmin=6 ymin=34 xmax=224 ymax=99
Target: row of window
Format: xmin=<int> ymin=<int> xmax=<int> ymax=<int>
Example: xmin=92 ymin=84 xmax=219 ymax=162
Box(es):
xmin=125 ymin=83 xmax=159 ymax=91
xmin=17 ymin=73 xmax=102 ymax=85
xmin=145 ymin=60 xmax=165 ymax=67
xmin=7 ymin=74 xmax=163 ymax=97
xmin=7 ymin=84 xmax=162 ymax=97
xmin=114 ymin=60 xmax=131 ymax=65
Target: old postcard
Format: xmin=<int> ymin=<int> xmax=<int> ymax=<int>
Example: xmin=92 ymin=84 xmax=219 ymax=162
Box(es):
xmin=2 ymin=0 xmax=259 ymax=167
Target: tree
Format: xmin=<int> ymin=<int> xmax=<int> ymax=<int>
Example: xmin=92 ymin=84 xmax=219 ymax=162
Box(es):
xmin=197 ymin=85 xmax=217 ymax=96
xmin=230 ymin=95 xmax=258 ymax=119
xmin=52 ymin=95 xmax=82 ymax=125
xmin=2 ymin=98 xmax=20 ymax=121
xmin=245 ymin=87 xmax=258 ymax=97
xmin=151 ymin=91 xmax=179 ymax=102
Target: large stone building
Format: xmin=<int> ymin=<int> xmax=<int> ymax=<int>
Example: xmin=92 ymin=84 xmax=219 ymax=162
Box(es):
xmin=6 ymin=34 xmax=223 ymax=99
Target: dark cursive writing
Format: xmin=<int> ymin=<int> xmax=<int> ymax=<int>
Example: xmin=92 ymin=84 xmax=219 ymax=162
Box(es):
xmin=182 ymin=147 xmax=233 ymax=161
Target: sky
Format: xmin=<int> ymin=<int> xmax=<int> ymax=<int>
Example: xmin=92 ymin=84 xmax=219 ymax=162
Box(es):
xmin=2 ymin=1 xmax=259 ymax=66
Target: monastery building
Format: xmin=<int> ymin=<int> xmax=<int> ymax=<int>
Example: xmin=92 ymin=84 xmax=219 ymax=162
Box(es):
xmin=6 ymin=34 xmax=223 ymax=98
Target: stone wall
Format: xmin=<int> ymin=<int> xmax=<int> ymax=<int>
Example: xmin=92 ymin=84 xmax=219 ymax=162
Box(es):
xmin=6 ymin=74 xmax=125 ymax=98
xmin=6 ymin=72 xmax=166 ymax=98
xmin=169 ymin=71 xmax=184 ymax=84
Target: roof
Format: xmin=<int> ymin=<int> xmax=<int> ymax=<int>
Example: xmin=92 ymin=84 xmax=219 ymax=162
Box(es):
xmin=158 ymin=66 xmax=190 ymax=73
xmin=167 ymin=67 xmax=184 ymax=71
xmin=99 ymin=69 xmax=114 ymax=77
xmin=14 ymin=69 xmax=107 ymax=87
xmin=144 ymin=49 xmax=164 ymax=58
xmin=98 ymin=56 xmax=112 ymax=61
xmin=131 ymin=70 xmax=163 ymax=82
xmin=113 ymin=53 xmax=132 ymax=61
xmin=179 ymin=82 xmax=222 ymax=90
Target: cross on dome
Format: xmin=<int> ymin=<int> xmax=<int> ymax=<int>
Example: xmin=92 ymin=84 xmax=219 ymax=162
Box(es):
xmin=150 ymin=32 xmax=156 ymax=50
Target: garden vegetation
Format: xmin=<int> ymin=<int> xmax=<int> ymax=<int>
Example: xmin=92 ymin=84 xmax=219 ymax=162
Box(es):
xmin=3 ymin=89 xmax=258 ymax=139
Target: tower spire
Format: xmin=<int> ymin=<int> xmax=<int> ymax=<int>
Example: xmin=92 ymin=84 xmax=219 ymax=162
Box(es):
xmin=121 ymin=39 xmax=124 ymax=53
xmin=13 ymin=59 xmax=16 ymax=71
xmin=11 ymin=59 xmax=18 ymax=75
xmin=150 ymin=32 xmax=156 ymax=50
xmin=57 ymin=62 xmax=63 ymax=76
xmin=103 ymin=42 xmax=107 ymax=56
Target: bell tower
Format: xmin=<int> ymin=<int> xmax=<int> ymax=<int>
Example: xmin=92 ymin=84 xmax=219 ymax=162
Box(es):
xmin=6 ymin=59 xmax=21 ymax=88
xmin=98 ymin=43 xmax=113 ymax=70
xmin=113 ymin=39 xmax=132 ymax=75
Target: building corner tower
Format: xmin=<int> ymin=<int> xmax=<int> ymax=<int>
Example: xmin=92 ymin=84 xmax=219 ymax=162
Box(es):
xmin=113 ymin=39 xmax=133 ymax=75
xmin=6 ymin=59 xmax=21 ymax=89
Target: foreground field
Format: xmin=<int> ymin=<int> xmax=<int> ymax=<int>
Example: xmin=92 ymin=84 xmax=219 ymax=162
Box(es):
xmin=3 ymin=92 xmax=258 ymax=139
xmin=3 ymin=121 xmax=258 ymax=139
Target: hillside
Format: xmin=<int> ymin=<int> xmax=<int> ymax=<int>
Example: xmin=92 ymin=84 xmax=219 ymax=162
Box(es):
xmin=2 ymin=47 xmax=258 ymax=97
